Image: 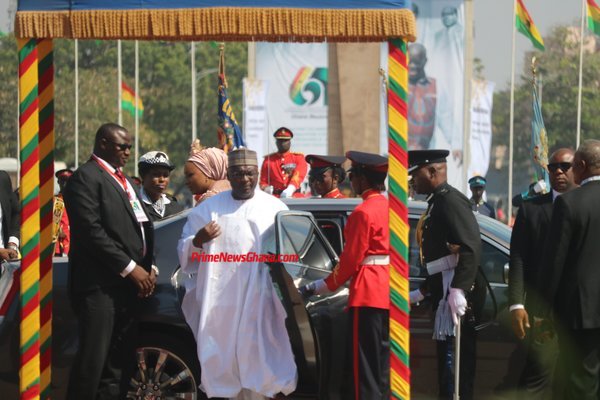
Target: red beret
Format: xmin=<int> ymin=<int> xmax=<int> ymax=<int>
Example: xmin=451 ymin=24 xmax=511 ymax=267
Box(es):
xmin=273 ymin=127 xmax=293 ymax=139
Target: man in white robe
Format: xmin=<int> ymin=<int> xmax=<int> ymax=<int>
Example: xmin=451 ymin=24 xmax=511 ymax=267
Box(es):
xmin=177 ymin=148 xmax=297 ymax=400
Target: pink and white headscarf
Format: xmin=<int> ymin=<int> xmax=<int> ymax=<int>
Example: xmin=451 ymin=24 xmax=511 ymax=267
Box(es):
xmin=188 ymin=139 xmax=228 ymax=181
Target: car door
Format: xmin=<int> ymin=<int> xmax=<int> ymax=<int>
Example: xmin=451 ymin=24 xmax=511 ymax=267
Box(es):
xmin=267 ymin=210 xmax=347 ymax=399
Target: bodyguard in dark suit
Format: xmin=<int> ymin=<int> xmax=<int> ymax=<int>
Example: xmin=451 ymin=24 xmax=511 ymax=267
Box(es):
xmin=507 ymin=148 xmax=576 ymax=398
xmin=540 ymin=139 xmax=600 ymax=400
xmin=0 ymin=170 xmax=20 ymax=261
xmin=64 ymin=123 xmax=156 ymax=399
xmin=408 ymin=150 xmax=483 ymax=400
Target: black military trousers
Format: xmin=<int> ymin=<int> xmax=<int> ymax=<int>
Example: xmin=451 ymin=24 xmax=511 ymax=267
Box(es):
xmin=344 ymin=306 xmax=390 ymax=400
xmin=66 ymin=286 xmax=140 ymax=400
xmin=436 ymin=319 xmax=477 ymax=400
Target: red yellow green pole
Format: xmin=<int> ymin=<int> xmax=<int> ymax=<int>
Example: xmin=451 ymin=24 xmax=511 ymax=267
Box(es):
xmin=18 ymin=38 xmax=41 ymax=400
xmin=37 ymin=38 xmax=54 ymax=400
xmin=388 ymin=38 xmax=410 ymax=400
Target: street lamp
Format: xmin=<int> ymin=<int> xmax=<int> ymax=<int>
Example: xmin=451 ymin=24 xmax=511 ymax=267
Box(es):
xmin=191 ymin=42 xmax=218 ymax=142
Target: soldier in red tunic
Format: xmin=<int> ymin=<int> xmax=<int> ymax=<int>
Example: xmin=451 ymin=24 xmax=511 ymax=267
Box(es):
xmin=259 ymin=127 xmax=307 ymax=198
xmin=305 ymin=154 xmax=347 ymax=199
xmin=302 ymin=151 xmax=390 ymax=399
xmin=54 ymin=168 xmax=73 ymax=256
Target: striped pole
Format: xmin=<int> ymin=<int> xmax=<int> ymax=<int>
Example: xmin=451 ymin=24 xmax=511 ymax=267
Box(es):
xmin=18 ymin=38 xmax=41 ymax=400
xmin=37 ymin=38 xmax=54 ymax=400
xmin=387 ymin=38 xmax=411 ymax=400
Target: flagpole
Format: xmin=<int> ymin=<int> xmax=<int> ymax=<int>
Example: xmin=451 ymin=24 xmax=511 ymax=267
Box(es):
xmin=118 ymin=40 xmax=123 ymax=126
xmin=74 ymin=39 xmax=79 ymax=169
xmin=191 ymin=42 xmax=197 ymax=142
xmin=134 ymin=40 xmax=139 ymax=176
xmin=463 ymin=0 xmax=474 ymax=193
xmin=576 ymin=0 xmax=586 ymax=148
xmin=508 ymin=0 xmax=517 ymax=216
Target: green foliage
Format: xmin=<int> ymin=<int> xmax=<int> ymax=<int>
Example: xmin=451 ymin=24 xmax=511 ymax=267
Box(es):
xmin=492 ymin=26 xmax=600 ymax=191
xmin=0 ymin=36 xmax=247 ymax=192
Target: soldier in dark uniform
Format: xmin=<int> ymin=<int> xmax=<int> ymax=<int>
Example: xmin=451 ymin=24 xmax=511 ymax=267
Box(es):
xmin=408 ymin=150 xmax=483 ymax=400
xmin=301 ymin=151 xmax=390 ymax=399
xmin=305 ymin=154 xmax=347 ymax=199
xmin=468 ymin=175 xmax=496 ymax=219
xmin=259 ymin=127 xmax=307 ymax=198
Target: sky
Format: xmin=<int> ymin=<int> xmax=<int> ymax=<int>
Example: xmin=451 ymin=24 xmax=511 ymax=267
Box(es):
xmin=0 ymin=0 xmax=582 ymax=89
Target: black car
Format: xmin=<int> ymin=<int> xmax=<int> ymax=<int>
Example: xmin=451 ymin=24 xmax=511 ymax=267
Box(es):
xmin=0 ymin=198 xmax=516 ymax=399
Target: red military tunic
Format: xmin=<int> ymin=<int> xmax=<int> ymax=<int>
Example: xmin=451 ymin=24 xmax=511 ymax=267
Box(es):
xmin=54 ymin=195 xmax=71 ymax=256
xmin=322 ymin=188 xmax=346 ymax=199
xmin=324 ymin=189 xmax=389 ymax=309
xmin=260 ymin=151 xmax=307 ymax=196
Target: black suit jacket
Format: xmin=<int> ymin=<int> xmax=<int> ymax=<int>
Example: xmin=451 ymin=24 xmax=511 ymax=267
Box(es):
xmin=508 ymin=192 xmax=553 ymax=313
xmin=64 ymin=159 xmax=154 ymax=293
xmin=420 ymin=183 xmax=483 ymax=310
xmin=540 ymin=180 xmax=600 ymax=329
xmin=0 ymin=170 xmax=19 ymax=247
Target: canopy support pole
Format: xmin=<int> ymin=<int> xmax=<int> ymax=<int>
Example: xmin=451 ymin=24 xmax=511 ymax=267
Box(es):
xmin=18 ymin=37 xmax=41 ymax=400
xmin=37 ymin=38 xmax=55 ymax=400
xmin=387 ymin=38 xmax=410 ymax=400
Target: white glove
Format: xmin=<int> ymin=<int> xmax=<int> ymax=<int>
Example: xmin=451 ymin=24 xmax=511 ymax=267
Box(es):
xmin=263 ymin=185 xmax=274 ymax=195
xmin=280 ymin=184 xmax=296 ymax=198
xmin=409 ymin=289 xmax=425 ymax=304
xmin=448 ymin=287 xmax=467 ymax=325
xmin=533 ymin=180 xmax=547 ymax=194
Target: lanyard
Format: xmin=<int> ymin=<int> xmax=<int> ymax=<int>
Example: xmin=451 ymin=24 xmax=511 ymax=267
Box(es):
xmin=92 ymin=155 xmax=131 ymax=199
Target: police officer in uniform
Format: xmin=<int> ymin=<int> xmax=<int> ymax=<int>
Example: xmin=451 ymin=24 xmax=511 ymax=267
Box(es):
xmin=468 ymin=175 xmax=496 ymax=219
xmin=302 ymin=151 xmax=390 ymax=399
xmin=305 ymin=154 xmax=347 ymax=199
xmin=260 ymin=127 xmax=307 ymax=198
xmin=408 ymin=150 xmax=483 ymax=400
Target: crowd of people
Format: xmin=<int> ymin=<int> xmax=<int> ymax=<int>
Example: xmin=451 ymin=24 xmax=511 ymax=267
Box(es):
xmin=2 ymin=120 xmax=599 ymax=400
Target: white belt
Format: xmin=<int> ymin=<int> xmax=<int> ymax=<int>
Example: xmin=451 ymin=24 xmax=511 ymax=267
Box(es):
xmin=360 ymin=255 xmax=390 ymax=265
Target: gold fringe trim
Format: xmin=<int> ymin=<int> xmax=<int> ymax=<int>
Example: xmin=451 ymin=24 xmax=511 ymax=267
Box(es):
xmin=15 ymin=8 xmax=416 ymax=42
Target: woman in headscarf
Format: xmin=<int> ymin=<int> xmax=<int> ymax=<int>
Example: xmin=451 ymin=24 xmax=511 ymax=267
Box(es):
xmin=184 ymin=139 xmax=230 ymax=204
xmin=138 ymin=151 xmax=184 ymax=221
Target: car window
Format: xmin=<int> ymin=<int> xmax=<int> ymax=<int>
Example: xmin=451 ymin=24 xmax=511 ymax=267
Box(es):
xmin=315 ymin=219 xmax=344 ymax=255
xmin=480 ymin=239 xmax=508 ymax=284
xmin=279 ymin=214 xmax=335 ymax=271
xmin=408 ymin=217 xmax=425 ymax=278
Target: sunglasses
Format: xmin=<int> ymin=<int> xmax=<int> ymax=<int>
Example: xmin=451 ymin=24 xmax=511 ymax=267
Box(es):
xmin=309 ymin=174 xmax=326 ymax=183
xmin=105 ymin=139 xmax=132 ymax=151
xmin=547 ymin=162 xmax=572 ymax=173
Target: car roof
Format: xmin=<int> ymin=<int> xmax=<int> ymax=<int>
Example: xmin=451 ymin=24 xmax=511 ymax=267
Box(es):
xmin=158 ymin=196 xmax=510 ymax=248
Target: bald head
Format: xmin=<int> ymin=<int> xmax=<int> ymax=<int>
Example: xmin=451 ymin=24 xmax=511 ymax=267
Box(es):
xmin=411 ymin=162 xmax=447 ymax=195
xmin=548 ymin=148 xmax=576 ymax=193
xmin=574 ymin=139 xmax=600 ymax=184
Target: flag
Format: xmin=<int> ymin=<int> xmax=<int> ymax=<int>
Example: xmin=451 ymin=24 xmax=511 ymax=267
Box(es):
xmin=121 ymin=81 xmax=144 ymax=118
xmin=217 ymin=44 xmax=245 ymax=152
xmin=588 ymin=0 xmax=600 ymax=36
xmin=515 ymin=0 xmax=545 ymax=51
xmin=531 ymin=77 xmax=550 ymax=192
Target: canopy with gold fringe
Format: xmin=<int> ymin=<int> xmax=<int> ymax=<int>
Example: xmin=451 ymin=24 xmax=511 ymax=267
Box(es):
xmin=15 ymin=1 xmax=414 ymax=399
xmin=16 ymin=0 xmax=415 ymax=42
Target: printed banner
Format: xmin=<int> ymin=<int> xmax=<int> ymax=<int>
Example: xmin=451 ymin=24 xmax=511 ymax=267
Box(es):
xmin=383 ymin=0 xmax=465 ymax=189
xmin=255 ymin=43 xmax=328 ymax=156
xmin=243 ymin=78 xmax=269 ymax=161
xmin=468 ymin=80 xmax=495 ymax=179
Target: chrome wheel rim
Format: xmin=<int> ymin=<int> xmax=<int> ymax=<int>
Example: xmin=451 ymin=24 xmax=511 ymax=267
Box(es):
xmin=127 ymin=346 xmax=197 ymax=400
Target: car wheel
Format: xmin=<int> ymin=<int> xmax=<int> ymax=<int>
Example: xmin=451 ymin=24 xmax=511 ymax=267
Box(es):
xmin=126 ymin=332 xmax=205 ymax=400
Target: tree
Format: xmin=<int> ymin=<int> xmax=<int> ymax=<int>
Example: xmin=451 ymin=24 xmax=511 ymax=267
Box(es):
xmin=0 ymin=36 xmax=247 ymax=194
xmin=491 ymin=25 xmax=600 ymax=195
